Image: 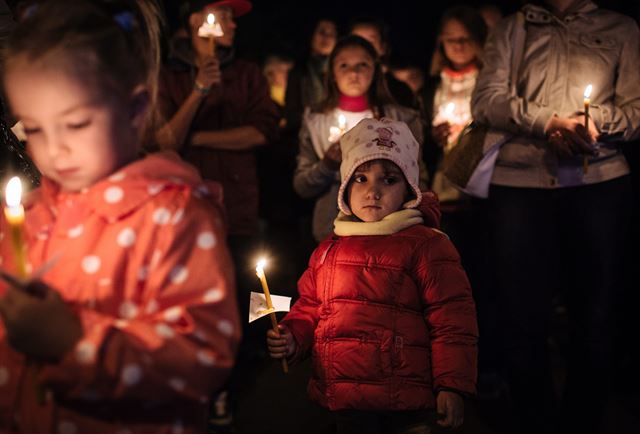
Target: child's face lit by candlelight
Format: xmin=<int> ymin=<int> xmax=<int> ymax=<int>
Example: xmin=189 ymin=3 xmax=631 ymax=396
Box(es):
xmin=440 ymin=18 xmax=479 ymax=70
xmin=4 ymin=60 xmax=143 ymax=192
xmin=333 ymin=46 xmax=375 ymax=98
xmin=347 ymin=160 xmax=408 ymax=222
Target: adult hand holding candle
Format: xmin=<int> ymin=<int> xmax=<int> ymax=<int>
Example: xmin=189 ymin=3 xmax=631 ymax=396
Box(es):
xmin=256 ymin=258 xmax=289 ymax=373
xmin=4 ymin=177 xmax=27 ymax=278
xmin=583 ymin=84 xmax=593 ymax=174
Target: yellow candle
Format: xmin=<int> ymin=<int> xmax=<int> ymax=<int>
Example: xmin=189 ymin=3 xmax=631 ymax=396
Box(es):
xmin=583 ymin=84 xmax=593 ymax=174
xmin=4 ymin=177 xmax=27 ymax=278
xmin=256 ymin=258 xmax=288 ymax=373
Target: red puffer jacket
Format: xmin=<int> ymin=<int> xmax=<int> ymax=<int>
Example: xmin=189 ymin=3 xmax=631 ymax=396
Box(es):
xmin=281 ymin=196 xmax=477 ymax=411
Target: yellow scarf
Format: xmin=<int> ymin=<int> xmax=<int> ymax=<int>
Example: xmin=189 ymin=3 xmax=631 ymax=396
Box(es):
xmin=333 ymin=209 xmax=423 ymax=236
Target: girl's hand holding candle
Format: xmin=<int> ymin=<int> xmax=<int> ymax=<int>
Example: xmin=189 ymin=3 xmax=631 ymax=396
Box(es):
xmin=256 ymin=259 xmax=288 ymax=373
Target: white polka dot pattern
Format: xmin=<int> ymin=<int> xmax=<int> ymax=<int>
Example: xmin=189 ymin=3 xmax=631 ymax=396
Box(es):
xmin=155 ymin=323 xmax=175 ymax=339
xmin=145 ymin=299 xmax=159 ymax=314
xmin=81 ymin=256 xmax=101 ymax=274
xmin=137 ymin=266 xmax=149 ymax=281
xmin=121 ymin=364 xmax=143 ymax=386
xmin=170 ymin=266 xmax=189 ymax=284
xmin=203 ymin=287 xmax=224 ymax=303
xmin=75 ymin=341 xmax=97 ymax=365
xmin=119 ymin=301 xmax=139 ymax=319
xmin=68 ymin=224 xmax=84 ymax=238
xmin=164 ymin=306 xmax=182 ymax=323
xmin=117 ymin=228 xmax=136 ymax=248
xmin=197 ymin=232 xmax=216 ymax=249
xmin=152 ymin=208 xmax=171 ymax=225
xmin=196 ymin=350 xmax=216 ymax=366
xmin=104 ymin=186 xmax=124 ymax=203
xmin=148 ymin=184 xmax=164 ymax=195
xmin=172 ymin=209 xmax=185 ymax=225
xmin=109 ymin=172 xmax=126 ymax=182
xmin=217 ymin=320 xmax=234 ymax=337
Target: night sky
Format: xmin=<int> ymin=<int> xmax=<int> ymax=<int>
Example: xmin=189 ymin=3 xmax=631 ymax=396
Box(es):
xmin=164 ymin=0 xmax=640 ymax=69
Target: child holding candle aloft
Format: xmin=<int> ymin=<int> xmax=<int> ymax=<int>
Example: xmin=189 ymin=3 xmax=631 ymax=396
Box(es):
xmin=294 ymin=35 xmax=427 ymax=243
xmin=0 ymin=1 xmax=240 ymax=433
xmin=270 ymin=118 xmax=478 ymax=433
xmin=471 ymin=1 xmax=640 ymax=433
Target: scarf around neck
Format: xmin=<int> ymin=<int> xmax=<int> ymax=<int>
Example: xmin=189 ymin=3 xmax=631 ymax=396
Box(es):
xmin=333 ymin=208 xmax=423 ymax=236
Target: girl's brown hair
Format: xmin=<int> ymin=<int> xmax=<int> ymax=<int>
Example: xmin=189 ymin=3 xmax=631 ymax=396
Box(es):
xmin=3 ymin=0 xmax=164 ymax=145
xmin=429 ymin=5 xmax=487 ymax=76
xmin=314 ymin=35 xmax=395 ymax=115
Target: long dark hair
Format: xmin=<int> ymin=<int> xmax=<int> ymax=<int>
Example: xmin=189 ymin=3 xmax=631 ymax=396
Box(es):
xmin=3 ymin=0 xmax=164 ymax=145
xmin=315 ymin=35 xmax=395 ymax=114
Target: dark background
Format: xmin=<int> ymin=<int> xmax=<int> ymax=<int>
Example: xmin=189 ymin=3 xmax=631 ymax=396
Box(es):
xmin=163 ymin=0 xmax=640 ymax=69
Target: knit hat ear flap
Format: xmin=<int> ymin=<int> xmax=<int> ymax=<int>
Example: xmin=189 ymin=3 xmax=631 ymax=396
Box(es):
xmin=337 ymin=117 xmax=422 ymax=215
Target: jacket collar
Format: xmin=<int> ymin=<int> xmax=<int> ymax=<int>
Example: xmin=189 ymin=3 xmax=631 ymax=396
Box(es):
xmin=522 ymin=1 xmax=597 ymax=24
xmin=25 ymin=152 xmax=219 ymax=234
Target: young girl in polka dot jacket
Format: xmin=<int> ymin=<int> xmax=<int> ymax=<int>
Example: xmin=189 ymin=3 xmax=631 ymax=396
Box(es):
xmin=0 ymin=1 xmax=240 ymax=433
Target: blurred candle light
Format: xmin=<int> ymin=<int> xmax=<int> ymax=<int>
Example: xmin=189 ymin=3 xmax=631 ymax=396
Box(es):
xmin=4 ymin=177 xmax=27 ymax=278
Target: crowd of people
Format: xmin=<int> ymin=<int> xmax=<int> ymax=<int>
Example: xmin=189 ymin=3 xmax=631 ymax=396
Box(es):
xmin=0 ymin=0 xmax=638 ymax=434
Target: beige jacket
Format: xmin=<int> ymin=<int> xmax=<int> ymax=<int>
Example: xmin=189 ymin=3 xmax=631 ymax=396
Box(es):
xmin=472 ymin=1 xmax=640 ymax=188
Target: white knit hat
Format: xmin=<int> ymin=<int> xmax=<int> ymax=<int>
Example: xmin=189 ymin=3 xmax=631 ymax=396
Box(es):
xmin=337 ymin=117 xmax=422 ymax=215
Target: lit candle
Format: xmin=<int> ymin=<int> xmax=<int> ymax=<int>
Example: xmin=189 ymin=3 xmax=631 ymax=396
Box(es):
xmin=256 ymin=258 xmax=288 ymax=373
xmin=197 ymin=13 xmax=224 ymax=55
xmin=444 ymin=102 xmax=456 ymax=122
xmin=338 ymin=114 xmax=347 ymax=134
xmin=583 ymin=84 xmax=593 ymax=174
xmin=4 ymin=177 xmax=27 ymax=278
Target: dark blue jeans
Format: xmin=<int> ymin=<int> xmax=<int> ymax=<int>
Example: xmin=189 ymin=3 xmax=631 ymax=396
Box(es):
xmin=487 ymin=176 xmax=632 ymax=434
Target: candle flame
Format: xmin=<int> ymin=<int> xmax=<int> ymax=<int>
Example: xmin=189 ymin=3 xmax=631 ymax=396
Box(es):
xmin=338 ymin=114 xmax=346 ymax=129
xmin=256 ymin=258 xmax=267 ymax=276
xmin=584 ymin=84 xmax=593 ymax=99
xmin=207 ymin=13 xmax=215 ymax=25
xmin=5 ymin=176 xmax=22 ymax=208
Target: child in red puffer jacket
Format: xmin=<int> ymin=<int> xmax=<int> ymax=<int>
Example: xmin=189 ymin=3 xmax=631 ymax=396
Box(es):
xmin=268 ymin=118 xmax=478 ymax=434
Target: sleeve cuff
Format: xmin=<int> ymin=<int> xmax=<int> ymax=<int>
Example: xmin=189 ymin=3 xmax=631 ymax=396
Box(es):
xmin=530 ymin=106 xmax=557 ymax=138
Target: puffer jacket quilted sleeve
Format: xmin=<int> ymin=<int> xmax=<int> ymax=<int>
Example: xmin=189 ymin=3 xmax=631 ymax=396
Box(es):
xmin=282 ymin=248 xmax=322 ymax=363
xmin=414 ymin=232 xmax=478 ymax=395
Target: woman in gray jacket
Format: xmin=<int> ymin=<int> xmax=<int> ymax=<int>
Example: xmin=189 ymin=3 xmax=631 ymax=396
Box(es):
xmin=472 ymin=1 xmax=640 ymax=433
xmin=294 ymin=35 xmax=426 ymax=242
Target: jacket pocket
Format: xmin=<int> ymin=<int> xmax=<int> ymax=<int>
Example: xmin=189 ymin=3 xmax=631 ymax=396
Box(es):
xmin=579 ymin=34 xmax=618 ymax=51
